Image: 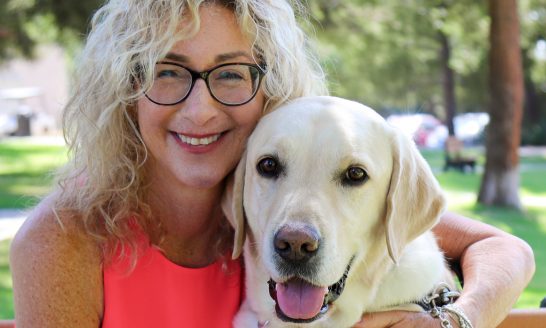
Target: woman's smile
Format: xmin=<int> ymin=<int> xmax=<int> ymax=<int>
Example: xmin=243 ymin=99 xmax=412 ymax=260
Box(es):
xmin=175 ymin=132 xmax=222 ymax=146
xmin=170 ymin=131 xmax=226 ymax=154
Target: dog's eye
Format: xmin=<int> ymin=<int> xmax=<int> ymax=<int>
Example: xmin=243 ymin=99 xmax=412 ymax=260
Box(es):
xmin=257 ymin=156 xmax=281 ymax=178
xmin=343 ymin=166 xmax=368 ymax=186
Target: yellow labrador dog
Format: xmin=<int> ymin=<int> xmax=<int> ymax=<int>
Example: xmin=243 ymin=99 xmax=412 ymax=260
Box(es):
xmin=223 ymin=96 xmax=452 ymax=327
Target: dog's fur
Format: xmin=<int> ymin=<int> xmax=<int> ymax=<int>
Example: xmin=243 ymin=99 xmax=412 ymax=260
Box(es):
xmin=223 ymin=96 xmax=452 ymax=327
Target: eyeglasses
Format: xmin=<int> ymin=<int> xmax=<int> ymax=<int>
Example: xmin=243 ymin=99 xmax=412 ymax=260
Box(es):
xmin=144 ymin=61 xmax=266 ymax=106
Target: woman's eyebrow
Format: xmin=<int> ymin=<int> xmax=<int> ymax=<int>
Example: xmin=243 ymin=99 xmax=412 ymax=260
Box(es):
xmin=163 ymin=51 xmax=254 ymax=65
xmin=215 ymin=51 xmax=254 ymax=63
xmin=164 ymin=53 xmax=190 ymax=63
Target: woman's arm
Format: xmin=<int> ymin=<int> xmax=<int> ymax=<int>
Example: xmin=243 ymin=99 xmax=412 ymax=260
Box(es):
xmin=435 ymin=211 xmax=535 ymax=327
xmin=355 ymin=211 xmax=536 ymax=328
xmin=9 ymin=195 xmax=103 ymax=327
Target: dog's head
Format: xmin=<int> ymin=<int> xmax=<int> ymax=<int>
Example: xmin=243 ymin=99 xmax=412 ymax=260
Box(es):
xmin=222 ymin=96 xmax=445 ymax=324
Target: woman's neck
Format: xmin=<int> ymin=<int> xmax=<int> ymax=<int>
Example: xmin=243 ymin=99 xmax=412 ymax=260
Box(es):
xmin=145 ymin=178 xmax=227 ymax=267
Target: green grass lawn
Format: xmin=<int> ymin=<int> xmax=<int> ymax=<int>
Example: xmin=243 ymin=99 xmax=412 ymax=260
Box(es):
xmin=0 ymin=139 xmax=544 ymax=319
xmin=0 ymin=239 xmax=13 ymax=319
xmin=421 ymin=148 xmax=546 ymax=309
xmin=0 ymin=137 xmax=67 ymax=209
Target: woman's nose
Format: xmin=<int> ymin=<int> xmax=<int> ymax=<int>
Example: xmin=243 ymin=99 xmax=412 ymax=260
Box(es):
xmin=179 ymin=79 xmax=220 ymax=126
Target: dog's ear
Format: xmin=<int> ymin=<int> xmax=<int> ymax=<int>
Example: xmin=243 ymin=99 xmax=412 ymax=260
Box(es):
xmin=221 ymin=151 xmax=247 ymax=259
xmin=384 ymin=131 xmax=446 ymax=264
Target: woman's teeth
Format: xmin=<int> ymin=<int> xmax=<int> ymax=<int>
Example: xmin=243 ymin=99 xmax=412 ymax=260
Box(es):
xmin=177 ymin=133 xmax=221 ymax=146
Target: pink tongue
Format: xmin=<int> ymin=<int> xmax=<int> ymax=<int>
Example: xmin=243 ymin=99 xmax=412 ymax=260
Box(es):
xmin=276 ymin=279 xmax=328 ymax=320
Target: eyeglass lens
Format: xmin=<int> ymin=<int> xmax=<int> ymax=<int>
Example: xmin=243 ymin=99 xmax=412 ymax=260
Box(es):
xmin=145 ymin=63 xmax=262 ymax=106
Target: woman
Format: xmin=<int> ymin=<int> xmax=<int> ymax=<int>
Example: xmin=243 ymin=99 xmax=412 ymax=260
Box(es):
xmin=10 ymin=0 xmax=534 ymax=327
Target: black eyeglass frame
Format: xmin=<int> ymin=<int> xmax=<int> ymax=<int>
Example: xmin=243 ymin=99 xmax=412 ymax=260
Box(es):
xmin=144 ymin=61 xmax=266 ymax=107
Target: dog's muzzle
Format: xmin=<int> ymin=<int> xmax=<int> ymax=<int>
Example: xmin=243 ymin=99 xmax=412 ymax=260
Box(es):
xmin=267 ymin=257 xmax=353 ymax=323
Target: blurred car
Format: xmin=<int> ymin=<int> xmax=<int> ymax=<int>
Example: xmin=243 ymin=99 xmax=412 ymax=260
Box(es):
xmin=0 ymin=112 xmax=17 ymax=136
xmin=386 ymin=113 xmax=447 ymax=148
xmin=454 ymin=112 xmax=489 ymax=145
xmin=386 ymin=112 xmax=489 ymax=148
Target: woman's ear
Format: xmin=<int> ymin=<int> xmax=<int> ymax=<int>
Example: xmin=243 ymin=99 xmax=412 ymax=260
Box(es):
xmin=221 ymin=151 xmax=247 ymax=259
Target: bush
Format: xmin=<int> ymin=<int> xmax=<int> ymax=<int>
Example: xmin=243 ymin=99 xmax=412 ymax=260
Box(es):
xmin=521 ymin=119 xmax=546 ymax=146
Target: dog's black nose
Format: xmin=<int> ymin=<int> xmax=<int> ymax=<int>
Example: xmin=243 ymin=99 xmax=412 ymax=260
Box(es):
xmin=274 ymin=225 xmax=320 ymax=262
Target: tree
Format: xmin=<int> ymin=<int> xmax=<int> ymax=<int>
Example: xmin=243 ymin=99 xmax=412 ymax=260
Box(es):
xmin=0 ymin=0 xmax=101 ymax=62
xmin=305 ymin=0 xmax=489 ymax=122
xmin=439 ymin=29 xmax=457 ymax=136
xmin=477 ymin=0 xmax=524 ymax=208
xmin=520 ymin=0 xmax=546 ymax=145
xmin=0 ymin=0 xmax=35 ymax=59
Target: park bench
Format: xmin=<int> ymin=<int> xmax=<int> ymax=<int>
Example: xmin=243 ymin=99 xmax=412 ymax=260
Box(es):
xmin=1 ymin=309 xmax=545 ymax=327
xmin=497 ymin=308 xmax=546 ymax=327
xmin=443 ymin=136 xmax=477 ymax=173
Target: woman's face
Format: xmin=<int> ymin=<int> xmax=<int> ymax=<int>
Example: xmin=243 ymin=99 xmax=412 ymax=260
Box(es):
xmin=137 ymin=4 xmax=264 ymax=190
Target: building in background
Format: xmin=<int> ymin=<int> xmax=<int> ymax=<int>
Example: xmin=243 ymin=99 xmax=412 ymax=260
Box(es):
xmin=0 ymin=44 xmax=68 ymax=136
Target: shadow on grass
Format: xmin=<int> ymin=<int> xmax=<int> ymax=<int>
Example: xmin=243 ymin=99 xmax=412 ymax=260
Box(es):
xmin=436 ymin=171 xmax=481 ymax=193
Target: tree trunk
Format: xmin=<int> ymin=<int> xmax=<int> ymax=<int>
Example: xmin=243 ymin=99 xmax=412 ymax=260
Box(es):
xmin=439 ymin=31 xmax=456 ymax=136
xmin=478 ymin=0 xmax=524 ymax=208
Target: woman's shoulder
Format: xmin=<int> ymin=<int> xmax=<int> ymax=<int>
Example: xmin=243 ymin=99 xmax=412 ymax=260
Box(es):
xmin=10 ymin=193 xmax=104 ymax=326
xmin=11 ymin=192 xmax=99 ymax=255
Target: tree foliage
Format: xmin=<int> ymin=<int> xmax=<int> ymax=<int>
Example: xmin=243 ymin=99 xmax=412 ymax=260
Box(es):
xmin=0 ymin=0 xmax=101 ymax=62
xmin=303 ymin=0 xmax=545 ymax=144
xmin=0 ymin=0 xmax=36 ymax=59
xmin=304 ymin=0 xmax=489 ymax=117
xmin=1 ymin=0 xmax=545 ymax=143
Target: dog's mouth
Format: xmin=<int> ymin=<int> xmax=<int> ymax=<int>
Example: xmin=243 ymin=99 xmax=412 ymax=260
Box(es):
xmin=267 ymin=257 xmax=353 ymax=323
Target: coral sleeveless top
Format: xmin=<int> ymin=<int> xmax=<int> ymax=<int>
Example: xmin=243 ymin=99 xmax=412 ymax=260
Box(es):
xmin=102 ymin=242 xmax=243 ymax=328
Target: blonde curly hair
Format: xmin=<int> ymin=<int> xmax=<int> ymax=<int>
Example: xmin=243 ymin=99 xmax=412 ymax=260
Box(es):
xmin=54 ymin=0 xmax=327 ymax=263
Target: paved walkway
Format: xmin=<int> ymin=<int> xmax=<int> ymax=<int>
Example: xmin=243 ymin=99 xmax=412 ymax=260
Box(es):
xmin=0 ymin=209 xmax=28 ymax=241
xmin=520 ymin=146 xmax=546 ymax=157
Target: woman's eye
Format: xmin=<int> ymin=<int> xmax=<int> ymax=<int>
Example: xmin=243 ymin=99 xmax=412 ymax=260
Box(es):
xmin=343 ymin=166 xmax=368 ymax=186
xmin=217 ymin=70 xmax=245 ymax=81
xmin=257 ymin=157 xmax=281 ymax=179
xmin=157 ymin=70 xmax=180 ymax=78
